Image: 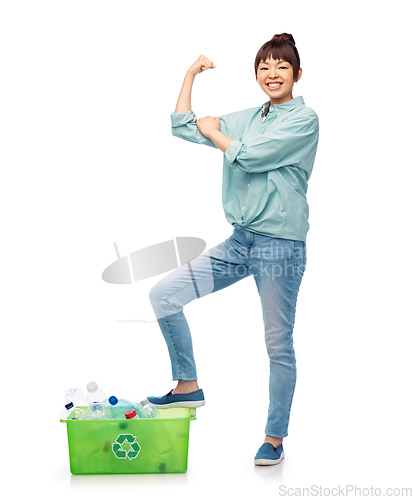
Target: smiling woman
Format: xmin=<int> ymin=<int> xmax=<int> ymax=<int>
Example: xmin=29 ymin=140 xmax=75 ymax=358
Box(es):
xmin=255 ymin=34 xmax=303 ymax=106
xmin=145 ymin=32 xmax=320 ymax=469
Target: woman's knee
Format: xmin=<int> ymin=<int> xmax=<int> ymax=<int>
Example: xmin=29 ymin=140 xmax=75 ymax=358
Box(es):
xmin=149 ymin=282 xmax=165 ymax=308
xmin=265 ymin=330 xmax=295 ymax=364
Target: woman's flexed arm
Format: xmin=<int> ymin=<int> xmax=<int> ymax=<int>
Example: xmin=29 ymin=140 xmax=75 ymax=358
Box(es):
xmin=175 ymin=55 xmax=215 ymax=113
xmin=172 ymin=54 xmax=236 ymax=150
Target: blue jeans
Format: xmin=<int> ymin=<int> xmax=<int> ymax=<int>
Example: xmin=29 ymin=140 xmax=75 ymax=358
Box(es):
xmin=149 ymin=227 xmax=307 ymax=438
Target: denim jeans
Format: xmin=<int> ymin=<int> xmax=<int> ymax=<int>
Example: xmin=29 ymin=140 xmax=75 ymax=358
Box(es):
xmin=149 ymin=227 xmax=307 ymax=438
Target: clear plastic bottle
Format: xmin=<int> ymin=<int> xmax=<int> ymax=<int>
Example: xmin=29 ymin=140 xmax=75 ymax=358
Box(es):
xmin=86 ymin=381 xmax=106 ymax=406
xmin=125 ymin=403 xmax=159 ymax=419
xmin=107 ymin=396 xmax=136 ymax=419
xmin=61 ymin=402 xmax=85 ymax=420
xmin=64 ymin=387 xmax=88 ymax=407
xmin=132 ymin=401 xmax=145 ymax=418
xmin=82 ymin=402 xmax=108 ymax=420
xmin=141 ymin=403 xmax=160 ymax=419
xmin=125 ymin=408 xmax=140 ymax=420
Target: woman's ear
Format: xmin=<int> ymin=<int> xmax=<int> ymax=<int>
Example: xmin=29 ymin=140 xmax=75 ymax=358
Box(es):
xmin=295 ymin=68 xmax=303 ymax=83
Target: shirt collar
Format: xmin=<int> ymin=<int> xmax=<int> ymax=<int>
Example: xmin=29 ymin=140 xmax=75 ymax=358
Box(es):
xmin=260 ymin=95 xmax=304 ymax=115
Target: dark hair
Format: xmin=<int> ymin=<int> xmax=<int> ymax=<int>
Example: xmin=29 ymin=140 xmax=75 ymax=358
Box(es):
xmin=254 ymin=33 xmax=301 ymax=80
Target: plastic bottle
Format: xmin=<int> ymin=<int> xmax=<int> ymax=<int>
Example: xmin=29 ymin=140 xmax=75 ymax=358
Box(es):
xmin=64 ymin=387 xmax=88 ymax=407
xmin=107 ymin=396 xmax=136 ymax=419
xmin=61 ymin=402 xmax=85 ymax=420
xmin=82 ymin=402 xmax=108 ymax=420
xmin=125 ymin=409 xmax=140 ymax=420
xmin=141 ymin=403 xmax=160 ymax=419
xmin=86 ymin=381 xmax=106 ymax=406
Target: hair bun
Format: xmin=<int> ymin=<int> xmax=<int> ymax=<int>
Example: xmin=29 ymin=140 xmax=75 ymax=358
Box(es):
xmin=271 ymin=33 xmax=295 ymax=46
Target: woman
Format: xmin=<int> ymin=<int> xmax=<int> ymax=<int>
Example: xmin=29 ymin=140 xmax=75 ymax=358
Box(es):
xmin=142 ymin=33 xmax=319 ymax=466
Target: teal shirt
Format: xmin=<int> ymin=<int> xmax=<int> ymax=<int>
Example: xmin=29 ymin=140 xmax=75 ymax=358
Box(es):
xmin=171 ymin=95 xmax=319 ymax=241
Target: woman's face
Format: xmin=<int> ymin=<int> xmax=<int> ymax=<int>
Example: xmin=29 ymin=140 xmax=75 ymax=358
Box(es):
xmin=257 ymin=57 xmax=302 ymax=105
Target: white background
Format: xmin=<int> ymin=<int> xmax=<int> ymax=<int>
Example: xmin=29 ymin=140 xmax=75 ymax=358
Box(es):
xmin=2 ymin=0 xmax=412 ymax=497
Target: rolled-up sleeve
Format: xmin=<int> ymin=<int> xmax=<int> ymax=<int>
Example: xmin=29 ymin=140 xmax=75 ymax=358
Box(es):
xmin=224 ymin=140 xmax=243 ymax=164
xmin=171 ymin=110 xmax=197 ymax=128
xmin=171 ymin=110 xmax=218 ymax=148
xmin=225 ymin=114 xmax=319 ymax=174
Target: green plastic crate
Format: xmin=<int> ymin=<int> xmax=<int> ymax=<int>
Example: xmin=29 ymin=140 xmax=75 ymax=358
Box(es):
xmin=61 ymin=407 xmax=196 ymax=474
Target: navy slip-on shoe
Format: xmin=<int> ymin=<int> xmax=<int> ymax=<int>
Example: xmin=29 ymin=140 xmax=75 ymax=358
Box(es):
xmin=141 ymin=388 xmax=205 ymax=409
xmin=254 ymin=443 xmax=285 ymax=466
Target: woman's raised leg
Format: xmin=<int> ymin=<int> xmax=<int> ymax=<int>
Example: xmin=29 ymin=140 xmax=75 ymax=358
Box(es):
xmin=148 ymin=228 xmax=252 ymax=385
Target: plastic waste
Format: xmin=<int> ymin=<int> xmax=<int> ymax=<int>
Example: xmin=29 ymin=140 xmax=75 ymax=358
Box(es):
xmin=61 ymin=402 xmax=85 ymax=420
xmin=86 ymin=381 xmax=106 ymax=406
xmin=125 ymin=409 xmax=140 ymax=420
xmin=141 ymin=403 xmax=160 ymax=419
xmin=107 ymin=396 xmax=137 ymax=419
xmin=64 ymin=387 xmax=88 ymax=407
xmin=125 ymin=404 xmax=160 ymax=419
xmin=82 ymin=402 xmax=108 ymax=420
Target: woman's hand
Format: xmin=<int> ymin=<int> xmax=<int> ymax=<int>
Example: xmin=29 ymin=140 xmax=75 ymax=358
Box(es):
xmin=196 ymin=116 xmax=220 ymax=138
xmin=187 ymin=55 xmax=216 ymax=77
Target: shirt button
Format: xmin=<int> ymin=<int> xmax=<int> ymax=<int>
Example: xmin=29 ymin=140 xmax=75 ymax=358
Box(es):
xmin=247 ymin=183 xmax=250 ymax=187
xmin=241 ymin=206 xmax=245 ymax=210
xmin=278 ymin=112 xmax=280 ymax=116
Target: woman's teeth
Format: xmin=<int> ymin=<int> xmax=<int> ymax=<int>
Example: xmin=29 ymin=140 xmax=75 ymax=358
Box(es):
xmin=267 ymin=83 xmax=282 ymax=89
